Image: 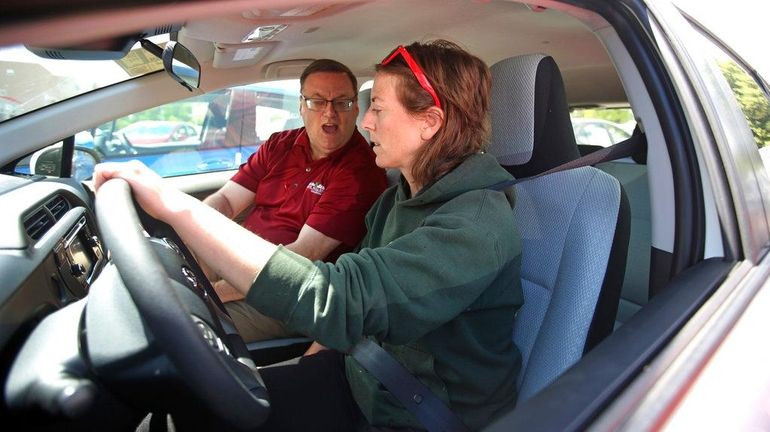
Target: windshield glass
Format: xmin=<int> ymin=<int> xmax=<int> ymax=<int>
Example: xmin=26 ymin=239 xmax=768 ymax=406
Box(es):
xmin=0 ymin=40 xmax=165 ymax=123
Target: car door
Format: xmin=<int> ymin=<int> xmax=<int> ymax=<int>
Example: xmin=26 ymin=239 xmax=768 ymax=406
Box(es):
xmin=487 ymin=0 xmax=770 ymax=429
xmin=594 ymin=1 xmax=770 ymax=429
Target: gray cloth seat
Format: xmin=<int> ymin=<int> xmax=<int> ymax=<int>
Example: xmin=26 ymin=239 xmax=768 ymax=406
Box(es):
xmin=356 ymin=87 xmax=371 ymax=142
xmin=489 ymin=54 xmax=630 ymax=402
xmin=579 ymin=126 xmax=652 ymax=328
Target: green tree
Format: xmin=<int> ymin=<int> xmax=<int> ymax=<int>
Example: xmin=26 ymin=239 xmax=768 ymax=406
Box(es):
xmin=116 ymin=102 xmax=196 ymax=129
xmin=719 ymin=60 xmax=770 ymax=148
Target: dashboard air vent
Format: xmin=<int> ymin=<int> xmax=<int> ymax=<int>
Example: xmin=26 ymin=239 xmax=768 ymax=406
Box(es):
xmin=23 ymin=195 xmax=70 ymax=241
xmin=24 ymin=208 xmax=54 ymax=240
xmin=45 ymin=195 xmax=69 ymax=220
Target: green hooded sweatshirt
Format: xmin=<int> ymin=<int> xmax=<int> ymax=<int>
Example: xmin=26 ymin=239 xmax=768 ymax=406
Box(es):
xmin=247 ymin=153 xmax=523 ymax=430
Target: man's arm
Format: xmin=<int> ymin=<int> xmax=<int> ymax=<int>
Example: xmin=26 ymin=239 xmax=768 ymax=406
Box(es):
xmin=214 ymin=224 xmax=341 ymax=302
xmin=285 ymin=224 xmax=342 ymax=262
xmin=203 ymin=180 xmax=255 ymax=219
xmin=205 ymin=183 xmax=343 ymax=300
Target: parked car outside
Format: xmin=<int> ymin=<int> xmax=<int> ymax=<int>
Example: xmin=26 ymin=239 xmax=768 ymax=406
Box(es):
xmin=1 ymin=1 xmax=769 ymax=431
xmin=572 ymin=117 xmax=633 ymax=147
xmin=116 ymin=120 xmax=200 ymax=147
xmin=77 ymin=84 xmax=301 ymax=177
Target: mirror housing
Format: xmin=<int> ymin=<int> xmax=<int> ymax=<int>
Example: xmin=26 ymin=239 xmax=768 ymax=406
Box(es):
xmin=32 ymin=146 xmax=101 ymax=181
xmin=140 ymin=39 xmax=201 ymax=92
xmin=163 ymin=41 xmax=201 ymax=91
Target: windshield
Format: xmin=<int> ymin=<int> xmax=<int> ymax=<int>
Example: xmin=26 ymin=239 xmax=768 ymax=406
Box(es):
xmin=0 ymin=40 xmax=165 ymax=124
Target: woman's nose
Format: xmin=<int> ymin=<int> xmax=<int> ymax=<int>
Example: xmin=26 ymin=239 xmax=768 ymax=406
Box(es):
xmin=361 ymin=109 xmax=374 ymax=131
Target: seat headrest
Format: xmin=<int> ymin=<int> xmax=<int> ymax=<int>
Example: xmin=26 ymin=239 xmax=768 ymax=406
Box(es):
xmin=489 ymin=54 xmax=580 ymax=178
xmin=357 ymin=87 xmax=372 ymax=141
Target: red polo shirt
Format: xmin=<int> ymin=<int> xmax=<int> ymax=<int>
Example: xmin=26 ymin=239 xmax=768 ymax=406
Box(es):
xmin=231 ymin=127 xmax=387 ymax=262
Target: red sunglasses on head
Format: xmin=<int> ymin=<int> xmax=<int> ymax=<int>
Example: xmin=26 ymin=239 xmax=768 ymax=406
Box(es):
xmin=380 ymin=45 xmax=442 ymax=109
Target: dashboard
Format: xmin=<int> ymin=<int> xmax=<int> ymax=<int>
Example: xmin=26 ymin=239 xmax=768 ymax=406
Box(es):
xmin=0 ymin=173 xmax=103 ymax=357
xmin=0 ymin=171 xmax=267 ymax=429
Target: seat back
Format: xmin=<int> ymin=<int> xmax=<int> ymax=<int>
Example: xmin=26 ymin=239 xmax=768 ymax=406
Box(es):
xmin=596 ymin=159 xmax=650 ymax=328
xmin=489 ymin=54 xmax=630 ymax=402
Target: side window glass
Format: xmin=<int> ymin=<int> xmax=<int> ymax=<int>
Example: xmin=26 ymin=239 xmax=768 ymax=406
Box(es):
xmin=570 ymin=107 xmax=635 ymax=148
xmin=20 ymin=80 xmax=302 ymax=180
xmin=691 ymin=31 xmax=770 ymax=173
xmin=105 ymin=80 xmax=300 ymax=177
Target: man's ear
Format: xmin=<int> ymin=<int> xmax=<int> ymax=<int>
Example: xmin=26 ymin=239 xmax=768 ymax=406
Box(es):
xmin=420 ymin=106 xmax=444 ymax=141
xmin=298 ymin=96 xmax=306 ymax=115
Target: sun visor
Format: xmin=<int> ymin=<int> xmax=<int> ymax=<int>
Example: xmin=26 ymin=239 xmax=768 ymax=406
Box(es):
xmin=25 ymin=24 xmax=182 ymax=61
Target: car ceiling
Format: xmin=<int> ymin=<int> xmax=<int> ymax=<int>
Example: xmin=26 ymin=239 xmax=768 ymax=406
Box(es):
xmin=0 ymin=0 xmax=626 ymax=105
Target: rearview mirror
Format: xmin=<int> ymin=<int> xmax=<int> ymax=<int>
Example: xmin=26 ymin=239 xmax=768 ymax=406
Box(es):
xmin=163 ymin=41 xmax=201 ymax=91
xmin=140 ymin=38 xmax=201 ymax=92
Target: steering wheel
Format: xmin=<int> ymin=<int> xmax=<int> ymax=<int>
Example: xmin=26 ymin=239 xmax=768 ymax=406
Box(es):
xmin=95 ymin=179 xmax=269 ymax=429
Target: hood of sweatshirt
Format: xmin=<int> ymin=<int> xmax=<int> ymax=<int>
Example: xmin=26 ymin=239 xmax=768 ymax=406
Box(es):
xmin=396 ymin=153 xmax=513 ymax=207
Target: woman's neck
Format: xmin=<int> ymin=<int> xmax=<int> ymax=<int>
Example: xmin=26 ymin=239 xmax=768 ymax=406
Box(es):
xmin=401 ymin=170 xmax=422 ymax=198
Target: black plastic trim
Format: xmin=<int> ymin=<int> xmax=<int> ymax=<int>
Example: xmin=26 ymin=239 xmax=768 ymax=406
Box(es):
xmin=649 ymin=246 xmax=674 ymax=298
xmin=60 ymin=135 xmax=74 ymax=179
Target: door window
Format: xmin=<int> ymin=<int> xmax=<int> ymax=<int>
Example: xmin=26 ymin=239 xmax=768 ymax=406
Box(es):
xmin=688 ymin=24 xmax=770 ymax=176
xmin=15 ymin=80 xmax=302 ymax=179
xmin=570 ymin=107 xmax=635 ymax=148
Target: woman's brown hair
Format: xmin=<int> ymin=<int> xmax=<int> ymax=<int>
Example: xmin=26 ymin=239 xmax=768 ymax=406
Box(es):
xmin=376 ymin=40 xmax=491 ymax=187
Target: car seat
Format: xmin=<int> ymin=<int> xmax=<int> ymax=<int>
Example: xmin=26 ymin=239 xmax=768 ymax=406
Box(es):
xmin=488 ymin=54 xmax=630 ymax=402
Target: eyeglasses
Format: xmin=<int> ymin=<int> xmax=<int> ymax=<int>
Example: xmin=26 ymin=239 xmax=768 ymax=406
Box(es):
xmin=380 ymin=45 xmax=441 ymax=109
xmin=301 ymin=95 xmax=356 ymax=112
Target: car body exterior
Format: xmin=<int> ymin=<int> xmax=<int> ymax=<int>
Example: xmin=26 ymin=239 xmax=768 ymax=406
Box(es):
xmin=0 ymin=0 xmax=769 ymax=431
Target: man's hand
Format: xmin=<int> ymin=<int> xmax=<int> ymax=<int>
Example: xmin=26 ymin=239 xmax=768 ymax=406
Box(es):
xmin=303 ymin=342 xmax=329 ymax=356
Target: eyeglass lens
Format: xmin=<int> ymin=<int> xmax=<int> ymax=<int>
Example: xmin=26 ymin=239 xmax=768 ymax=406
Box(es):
xmin=303 ymin=97 xmax=354 ymax=112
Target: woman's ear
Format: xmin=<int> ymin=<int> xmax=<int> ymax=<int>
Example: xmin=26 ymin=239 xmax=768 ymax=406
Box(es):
xmin=420 ymin=106 xmax=444 ymax=141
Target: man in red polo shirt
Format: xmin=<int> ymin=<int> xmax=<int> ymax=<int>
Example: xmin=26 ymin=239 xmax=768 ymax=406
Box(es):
xmin=204 ymin=59 xmax=387 ymax=342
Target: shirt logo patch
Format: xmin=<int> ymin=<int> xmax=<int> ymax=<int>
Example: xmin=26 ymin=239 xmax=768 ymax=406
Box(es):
xmin=307 ymin=182 xmax=326 ymax=195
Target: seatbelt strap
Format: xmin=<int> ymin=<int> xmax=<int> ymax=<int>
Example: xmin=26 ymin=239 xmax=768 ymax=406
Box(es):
xmin=488 ymin=130 xmax=645 ymax=191
xmin=350 ymin=339 xmax=470 ymax=432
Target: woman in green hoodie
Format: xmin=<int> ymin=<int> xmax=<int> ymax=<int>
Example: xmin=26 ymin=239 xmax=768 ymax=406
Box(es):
xmin=95 ymin=40 xmax=522 ymax=431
